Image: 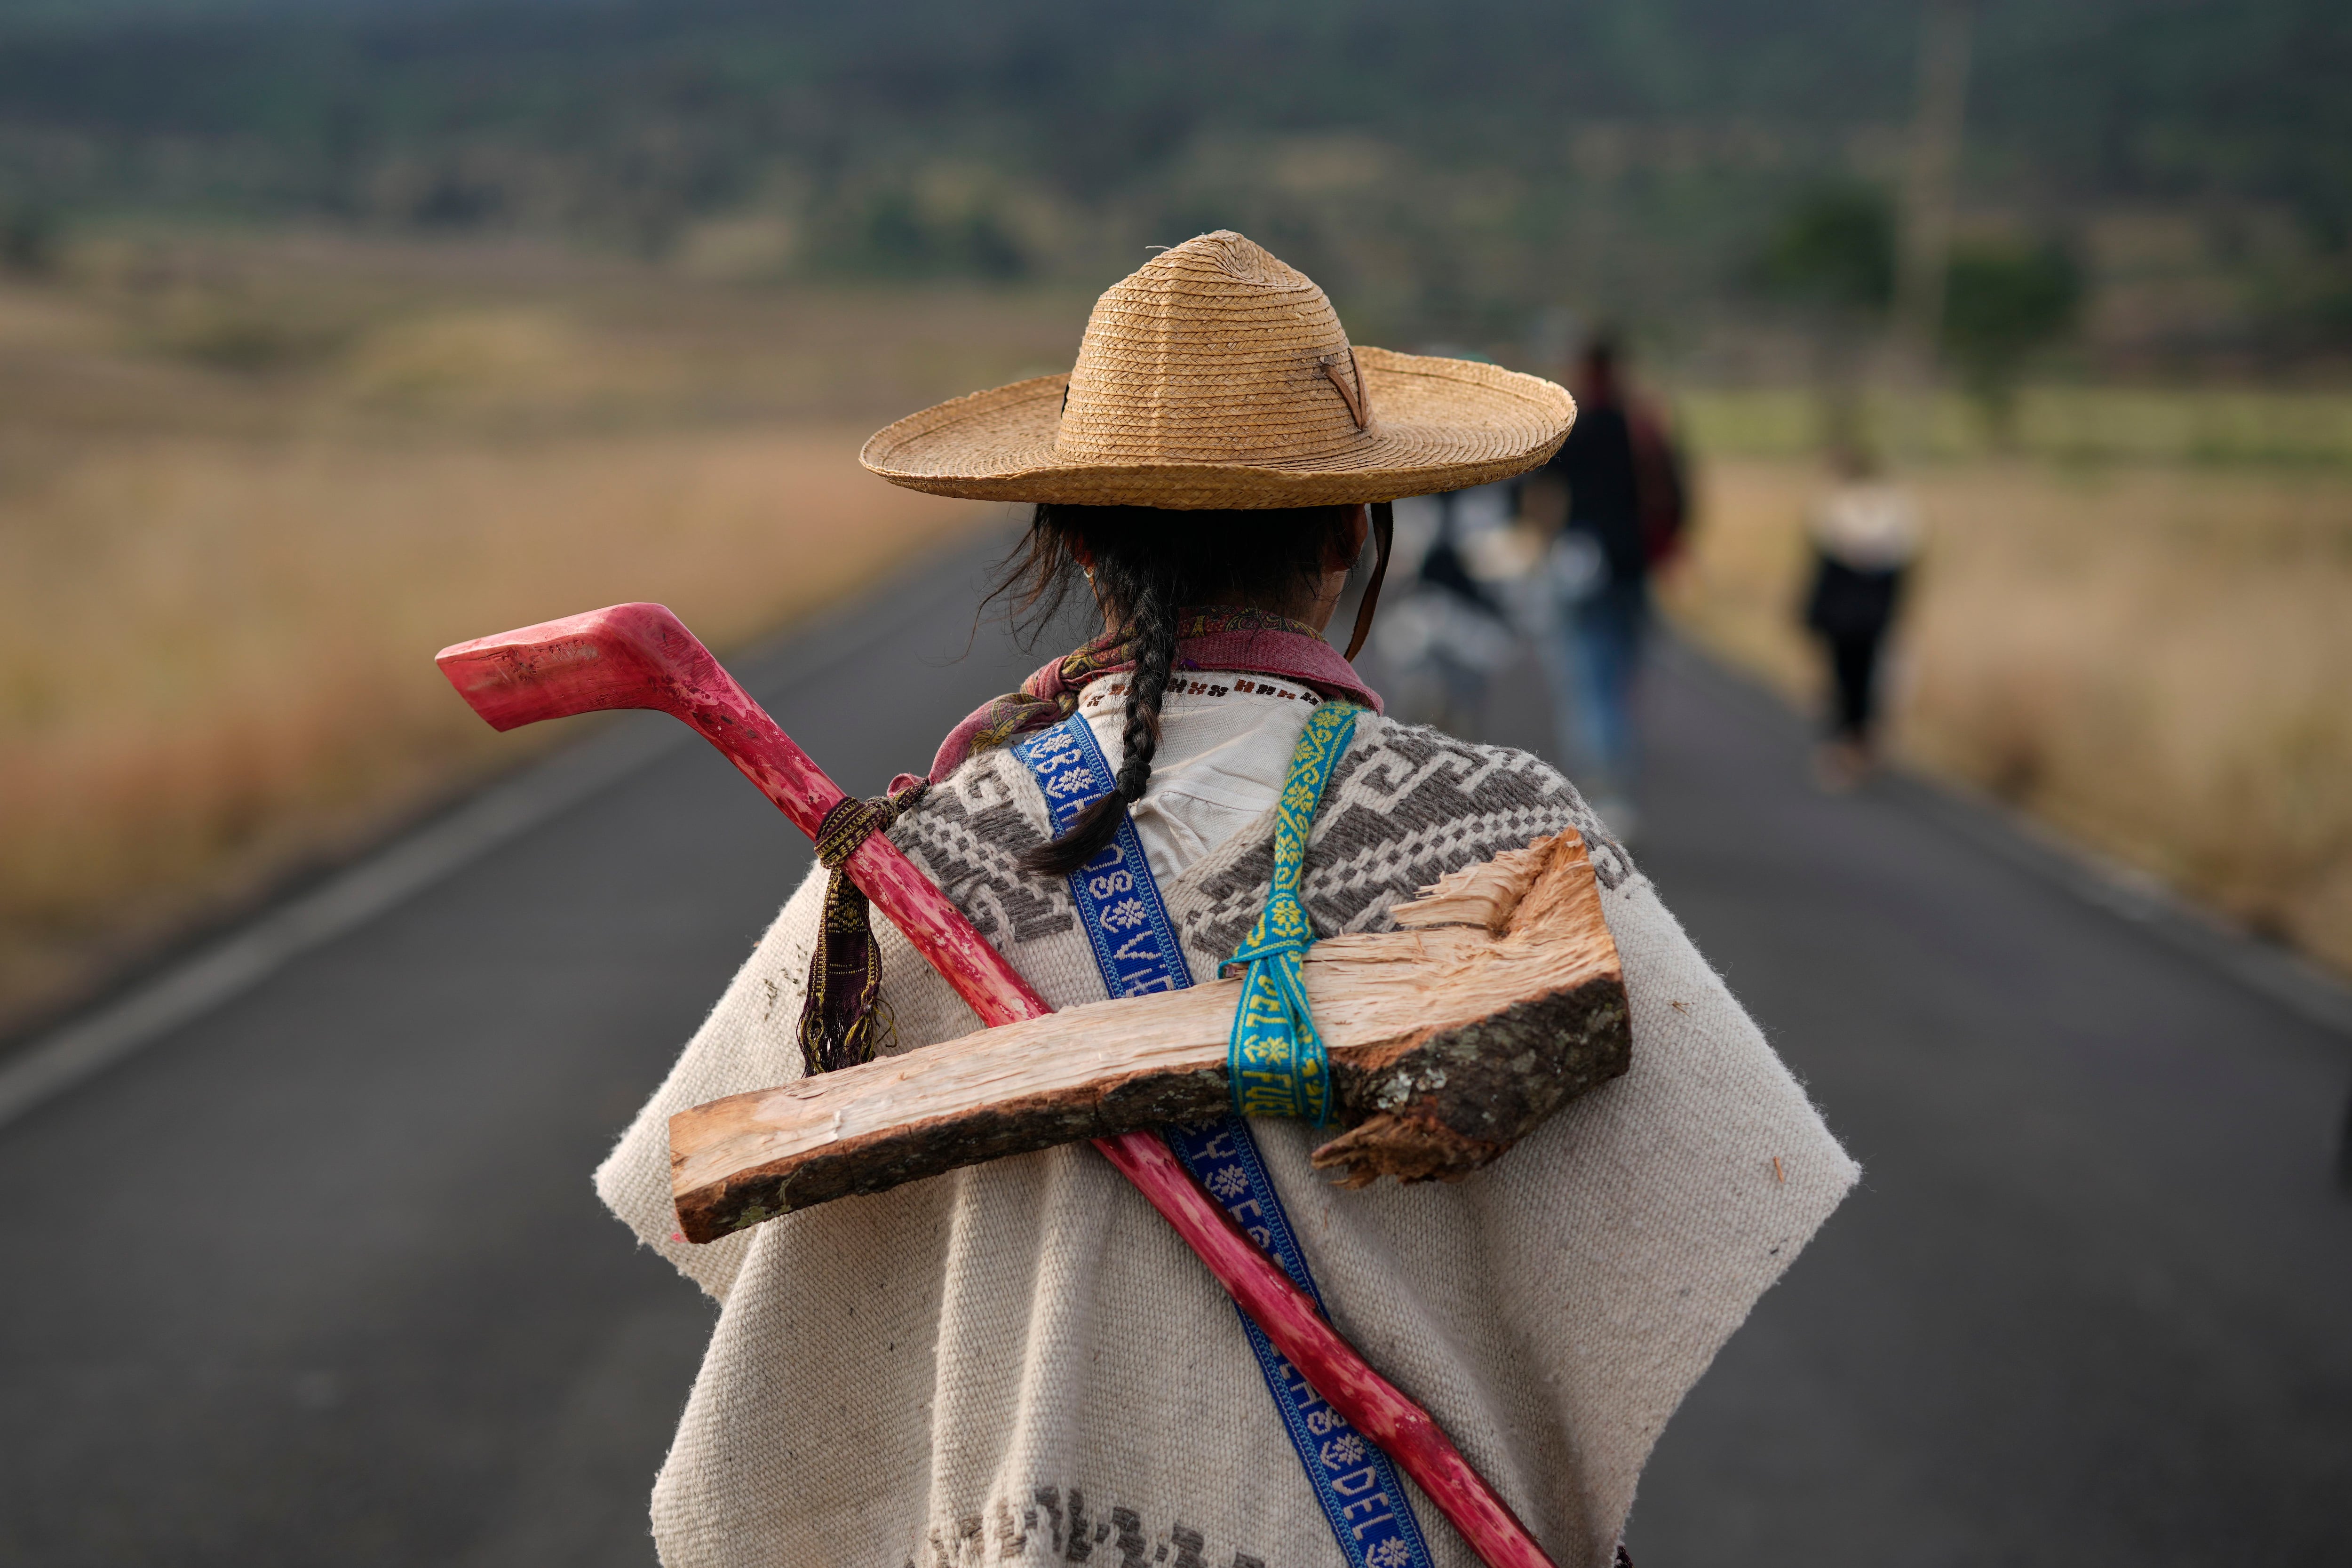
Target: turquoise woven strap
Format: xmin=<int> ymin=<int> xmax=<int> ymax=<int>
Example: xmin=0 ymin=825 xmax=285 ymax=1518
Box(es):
xmin=1226 ymin=700 xmax=1365 ymax=1124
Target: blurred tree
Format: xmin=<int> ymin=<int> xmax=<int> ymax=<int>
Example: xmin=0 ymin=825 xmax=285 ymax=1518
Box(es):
xmin=957 ymin=211 xmax=1026 ymax=280
xmin=0 ymin=0 xmax=2338 ymax=360
xmin=1759 ymin=183 xmax=1897 ymax=316
xmin=839 ymin=191 xmax=1027 ymax=280
xmin=861 ymin=193 xmax=933 ymax=273
xmin=1757 ymin=183 xmax=1897 ymax=447
xmin=1940 ymin=239 xmax=2081 ymax=440
xmin=0 ymin=205 xmax=57 ymax=275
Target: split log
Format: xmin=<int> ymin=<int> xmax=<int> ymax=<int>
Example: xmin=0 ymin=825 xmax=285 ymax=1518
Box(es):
xmin=671 ymin=831 xmax=1629 ymax=1243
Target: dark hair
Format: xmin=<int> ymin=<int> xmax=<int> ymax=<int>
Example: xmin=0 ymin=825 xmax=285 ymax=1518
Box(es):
xmin=990 ymin=502 xmax=1360 ymax=876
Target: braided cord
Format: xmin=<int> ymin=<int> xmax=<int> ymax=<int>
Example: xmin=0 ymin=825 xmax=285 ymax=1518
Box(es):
xmin=1225 ymin=700 xmax=1365 ymax=1123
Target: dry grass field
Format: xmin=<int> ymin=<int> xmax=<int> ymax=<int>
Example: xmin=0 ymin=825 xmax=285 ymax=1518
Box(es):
xmin=0 ymin=230 xmax=1086 ymax=1035
xmin=1662 ymin=455 xmax=2352 ymax=973
xmin=5 ymin=224 xmax=2348 ymax=1035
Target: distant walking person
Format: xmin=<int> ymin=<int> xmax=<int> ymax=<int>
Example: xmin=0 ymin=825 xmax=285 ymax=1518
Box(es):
xmin=1540 ymin=334 xmax=1687 ymax=839
xmin=1802 ymin=443 xmax=1921 ymax=788
xmin=1376 ymin=479 xmax=1518 ymax=739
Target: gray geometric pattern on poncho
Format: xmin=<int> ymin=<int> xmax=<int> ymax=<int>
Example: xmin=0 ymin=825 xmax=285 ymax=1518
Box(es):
xmin=890 ymin=715 xmax=1630 ymax=965
xmin=596 ymin=705 xmax=1859 ymax=1568
xmin=890 ymin=760 xmax=1077 ymax=947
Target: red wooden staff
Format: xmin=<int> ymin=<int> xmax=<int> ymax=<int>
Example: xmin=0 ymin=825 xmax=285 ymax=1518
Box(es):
xmin=437 ymin=601 xmax=1558 ymax=1568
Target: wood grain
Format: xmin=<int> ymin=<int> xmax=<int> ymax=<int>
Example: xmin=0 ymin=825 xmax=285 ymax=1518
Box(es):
xmin=671 ymin=831 xmax=1627 ymax=1241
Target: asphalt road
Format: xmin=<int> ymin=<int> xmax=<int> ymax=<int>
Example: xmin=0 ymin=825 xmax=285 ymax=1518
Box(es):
xmin=1 ymin=542 xmax=2345 ymax=1567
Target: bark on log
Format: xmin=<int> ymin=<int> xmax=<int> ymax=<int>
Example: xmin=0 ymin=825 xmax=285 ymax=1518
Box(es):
xmin=671 ymin=831 xmax=1628 ymax=1243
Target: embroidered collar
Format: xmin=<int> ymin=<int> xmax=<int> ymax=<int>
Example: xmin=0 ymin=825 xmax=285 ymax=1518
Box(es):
xmin=1077 ymin=671 xmax=1324 ymax=714
xmin=924 ymin=607 xmax=1380 ymax=783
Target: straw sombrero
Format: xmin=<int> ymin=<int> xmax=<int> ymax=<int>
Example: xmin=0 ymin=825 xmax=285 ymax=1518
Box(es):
xmin=860 ymin=231 xmax=1575 ymax=509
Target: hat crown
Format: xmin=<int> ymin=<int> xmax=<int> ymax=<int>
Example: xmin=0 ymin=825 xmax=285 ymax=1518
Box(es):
xmin=1056 ymin=231 xmax=1370 ymax=468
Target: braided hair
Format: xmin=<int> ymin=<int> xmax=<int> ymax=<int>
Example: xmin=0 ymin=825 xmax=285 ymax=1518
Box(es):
xmin=991 ymin=502 xmax=1361 ymax=876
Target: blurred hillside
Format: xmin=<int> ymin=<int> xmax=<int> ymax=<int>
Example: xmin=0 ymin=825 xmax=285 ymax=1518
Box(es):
xmin=0 ymin=0 xmax=2345 ymax=370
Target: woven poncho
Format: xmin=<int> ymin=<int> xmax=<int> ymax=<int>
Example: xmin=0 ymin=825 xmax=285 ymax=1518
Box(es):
xmin=596 ymin=716 xmax=1857 ymax=1568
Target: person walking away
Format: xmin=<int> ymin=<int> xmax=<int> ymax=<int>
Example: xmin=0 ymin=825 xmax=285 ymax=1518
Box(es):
xmin=1801 ymin=442 xmax=1921 ymax=788
xmin=594 ymin=234 xmax=1853 ymax=1568
xmin=1375 ymin=480 xmax=1519 ymax=738
xmin=1538 ymin=335 xmax=1687 ymax=842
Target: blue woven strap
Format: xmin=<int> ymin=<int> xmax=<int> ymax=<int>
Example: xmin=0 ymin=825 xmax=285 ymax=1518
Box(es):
xmin=1009 ymin=709 xmax=1434 ymax=1568
xmin=1011 ymin=719 xmax=1188 ymax=999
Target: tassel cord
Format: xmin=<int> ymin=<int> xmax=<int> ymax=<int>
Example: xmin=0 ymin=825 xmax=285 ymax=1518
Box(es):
xmin=798 ymin=781 xmax=928 ymax=1077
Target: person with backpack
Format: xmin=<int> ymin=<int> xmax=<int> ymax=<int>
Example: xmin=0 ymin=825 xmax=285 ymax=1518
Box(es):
xmin=1536 ymin=336 xmax=1688 ymax=842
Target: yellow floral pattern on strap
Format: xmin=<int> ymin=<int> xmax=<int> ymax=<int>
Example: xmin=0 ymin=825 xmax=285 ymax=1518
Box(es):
xmin=1226 ymin=700 xmax=1366 ymax=1123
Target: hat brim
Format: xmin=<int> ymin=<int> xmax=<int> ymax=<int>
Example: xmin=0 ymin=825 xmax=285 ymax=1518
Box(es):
xmin=859 ymin=347 xmax=1576 ymax=509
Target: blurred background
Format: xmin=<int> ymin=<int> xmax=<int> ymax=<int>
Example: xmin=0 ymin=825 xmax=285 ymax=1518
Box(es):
xmin=0 ymin=0 xmax=2346 ymax=1034
xmin=1 ymin=2 xmax=2347 ymax=1564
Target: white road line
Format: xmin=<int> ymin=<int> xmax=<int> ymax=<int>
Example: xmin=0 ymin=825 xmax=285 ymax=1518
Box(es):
xmin=0 ymin=536 xmax=1005 ymax=1132
xmin=1657 ymin=635 xmax=2352 ymax=1043
xmin=0 ymin=720 xmax=669 ymax=1129
xmin=1891 ymin=774 xmax=2352 ymax=1041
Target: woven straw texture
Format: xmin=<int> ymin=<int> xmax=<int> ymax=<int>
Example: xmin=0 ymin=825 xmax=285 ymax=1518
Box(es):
xmin=860 ymin=231 xmax=1576 ymax=508
xmin=597 ymin=718 xmax=1858 ymax=1568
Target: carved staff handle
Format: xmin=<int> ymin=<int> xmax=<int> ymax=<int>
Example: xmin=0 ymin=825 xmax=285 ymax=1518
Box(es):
xmin=436 ymin=602 xmax=1557 ymax=1568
